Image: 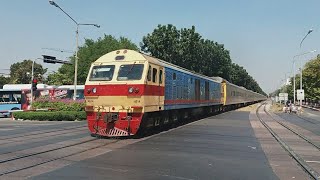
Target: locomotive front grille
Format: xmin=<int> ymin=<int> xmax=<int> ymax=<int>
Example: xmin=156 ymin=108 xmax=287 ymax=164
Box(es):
xmin=103 ymin=113 xmax=119 ymax=123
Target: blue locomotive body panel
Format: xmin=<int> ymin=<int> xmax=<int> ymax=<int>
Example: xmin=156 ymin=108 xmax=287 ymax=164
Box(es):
xmin=164 ymin=67 xmax=221 ymax=110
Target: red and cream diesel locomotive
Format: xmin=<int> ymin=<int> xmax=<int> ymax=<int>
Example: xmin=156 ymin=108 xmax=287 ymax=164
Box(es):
xmin=84 ymin=49 xmax=266 ymax=137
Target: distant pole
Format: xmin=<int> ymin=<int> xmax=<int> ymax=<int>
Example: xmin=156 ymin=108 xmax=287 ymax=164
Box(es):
xmin=292 ymin=50 xmax=316 ymax=105
xmin=74 ymin=25 xmax=79 ymax=100
xmin=293 ymin=61 xmax=296 ymax=104
xmin=299 ymin=29 xmax=313 ymax=106
xmin=30 ymin=60 xmax=35 ymax=109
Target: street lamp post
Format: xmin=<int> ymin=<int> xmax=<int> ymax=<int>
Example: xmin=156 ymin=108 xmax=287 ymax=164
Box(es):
xmin=49 ymin=1 xmax=100 ymax=100
xmin=298 ymin=29 xmax=313 ymax=106
xmin=30 ymin=58 xmax=43 ymax=109
xmin=292 ymin=49 xmax=316 ymax=105
xmin=30 ymin=60 xmax=35 ymax=109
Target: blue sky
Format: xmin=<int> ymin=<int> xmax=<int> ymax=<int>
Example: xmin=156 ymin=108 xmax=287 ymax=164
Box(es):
xmin=1 ymin=0 xmax=320 ymax=93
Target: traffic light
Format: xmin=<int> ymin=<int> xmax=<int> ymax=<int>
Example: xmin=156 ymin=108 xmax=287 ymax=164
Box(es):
xmin=42 ymin=55 xmax=56 ymax=64
xmin=32 ymin=79 xmax=38 ymax=91
xmin=42 ymin=55 xmax=72 ymax=64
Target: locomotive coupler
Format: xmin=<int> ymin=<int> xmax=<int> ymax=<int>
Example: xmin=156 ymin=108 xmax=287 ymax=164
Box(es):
xmin=103 ymin=113 xmax=119 ymax=123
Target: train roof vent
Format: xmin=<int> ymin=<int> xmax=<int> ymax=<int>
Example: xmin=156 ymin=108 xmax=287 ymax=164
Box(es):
xmin=115 ymin=55 xmax=125 ymax=60
xmin=210 ymin=77 xmax=223 ymax=82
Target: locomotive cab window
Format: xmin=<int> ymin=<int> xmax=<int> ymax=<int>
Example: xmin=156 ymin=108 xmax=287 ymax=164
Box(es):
xmin=147 ymin=65 xmax=151 ymax=81
xmin=89 ymin=65 xmax=115 ymax=81
xmin=117 ymin=64 xmax=144 ymax=81
xmin=152 ymin=68 xmax=157 ymax=83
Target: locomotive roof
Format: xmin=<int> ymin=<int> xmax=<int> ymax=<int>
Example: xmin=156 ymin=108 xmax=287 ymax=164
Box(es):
xmin=141 ymin=53 xmax=222 ymax=84
xmin=94 ymin=49 xmax=158 ymax=64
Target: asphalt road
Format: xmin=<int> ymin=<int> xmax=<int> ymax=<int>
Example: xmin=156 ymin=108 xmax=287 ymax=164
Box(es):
xmin=277 ymin=108 xmax=320 ymax=136
xmin=33 ymin=111 xmax=277 ymax=180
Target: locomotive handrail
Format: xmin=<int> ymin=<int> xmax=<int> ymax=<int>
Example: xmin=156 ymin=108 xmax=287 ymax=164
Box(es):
xmin=96 ymin=82 xmax=128 ymax=85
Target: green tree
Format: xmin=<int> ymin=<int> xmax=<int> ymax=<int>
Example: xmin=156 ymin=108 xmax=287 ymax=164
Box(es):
xmin=141 ymin=24 xmax=266 ymax=94
xmin=302 ymin=56 xmax=320 ymax=101
xmin=50 ymin=35 xmax=138 ymax=85
xmin=46 ymin=72 xmax=72 ymax=85
xmin=141 ymin=24 xmax=181 ymax=65
xmin=0 ymin=76 xmax=10 ymax=88
xmin=141 ymin=24 xmax=233 ymax=80
xmin=10 ymin=60 xmax=47 ymax=84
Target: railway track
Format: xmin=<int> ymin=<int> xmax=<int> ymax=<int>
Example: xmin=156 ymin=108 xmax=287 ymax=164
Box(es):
xmin=0 ymin=121 xmax=123 ymax=178
xmin=0 ymin=137 xmax=119 ymax=177
xmin=0 ymin=124 xmax=86 ymax=141
xmin=256 ymin=103 xmax=320 ymax=180
xmin=0 ymin=126 xmax=87 ymax=146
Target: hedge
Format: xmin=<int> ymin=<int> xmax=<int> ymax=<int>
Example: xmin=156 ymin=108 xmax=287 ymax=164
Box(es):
xmin=32 ymin=98 xmax=85 ymax=111
xmin=13 ymin=111 xmax=87 ymax=121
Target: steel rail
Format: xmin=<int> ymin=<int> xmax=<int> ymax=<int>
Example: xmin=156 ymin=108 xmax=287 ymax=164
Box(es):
xmin=265 ymin=110 xmax=320 ymax=151
xmin=0 ymin=138 xmax=98 ymax=164
xmin=0 ymin=127 xmax=86 ymax=147
xmin=0 ymin=125 xmax=86 ymax=141
xmin=256 ymin=103 xmax=320 ymax=180
xmin=0 ymin=139 xmax=119 ymax=176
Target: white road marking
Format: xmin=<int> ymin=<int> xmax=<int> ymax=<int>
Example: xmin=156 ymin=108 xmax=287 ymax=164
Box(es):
xmin=306 ymin=160 xmax=320 ymax=164
xmin=85 ymin=165 xmax=129 ymax=172
xmin=161 ymin=174 xmax=195 ymax=180
xmin=270 ymin=163 xmax=279 ymax=167
xmin=248 ymin=146 xmax=257 ymax=150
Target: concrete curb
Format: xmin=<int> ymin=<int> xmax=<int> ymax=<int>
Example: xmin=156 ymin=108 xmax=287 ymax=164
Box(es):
xmin=302 ymin=105 xmax=320 ymax=111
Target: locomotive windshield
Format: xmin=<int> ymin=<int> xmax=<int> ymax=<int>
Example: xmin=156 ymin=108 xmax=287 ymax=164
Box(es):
xmin=89 ymin=65 xmax=115 ymax=81
xmin=117 ymin=64 xmax=144 ymax=81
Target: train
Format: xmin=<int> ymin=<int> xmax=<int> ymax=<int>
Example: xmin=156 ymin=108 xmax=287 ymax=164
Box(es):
xmin=84 ymin=49 xmax=266 ymax=137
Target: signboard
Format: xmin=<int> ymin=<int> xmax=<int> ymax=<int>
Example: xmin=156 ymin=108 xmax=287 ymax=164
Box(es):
xmin=278 ymin=93 xmax=288 ymax=101
xmin=297 ymin=89 xmax=304 ymax=101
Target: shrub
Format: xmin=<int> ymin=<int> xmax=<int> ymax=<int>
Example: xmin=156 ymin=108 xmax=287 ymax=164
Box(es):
xmin=32 ymin=98 xmax=85 ymax=111
xmin=13 ymin=111 xmax=87 ymax=121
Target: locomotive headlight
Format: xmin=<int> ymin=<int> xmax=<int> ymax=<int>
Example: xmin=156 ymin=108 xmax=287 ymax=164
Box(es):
xmin=92 ymin=87 xmax=97 ymax=94
xmin=128 ymin=87 xmax=134 ymax=93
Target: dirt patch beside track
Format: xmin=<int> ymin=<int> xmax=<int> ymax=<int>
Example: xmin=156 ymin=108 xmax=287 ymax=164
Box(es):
xmin=236 ymin=104 xmax=258 ymax=112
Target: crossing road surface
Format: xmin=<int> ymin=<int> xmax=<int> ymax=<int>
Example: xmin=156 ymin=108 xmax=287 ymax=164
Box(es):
xmin=32 ymin=110 xmax=278 ymax=180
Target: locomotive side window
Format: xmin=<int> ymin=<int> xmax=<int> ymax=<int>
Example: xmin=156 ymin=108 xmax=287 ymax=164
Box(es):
xmin=117 ymin=64 xmax=144 ymax=81
xmin=205 ymin=81 xmax=209 ymax=100
xmin=89 ymin=65 xmax=115 ymax=81
xmin=152 ymin=68 xmax=157 ymax=83
xmin=159 ymin=70 xmax=163 ymax=84
xmin=195 ymin=79 xmax=200 ymax=100
xmin=173 ymin=73 xmax=176 ymax=80
xmin=147 ymin=65 xmax=151 ymax=81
